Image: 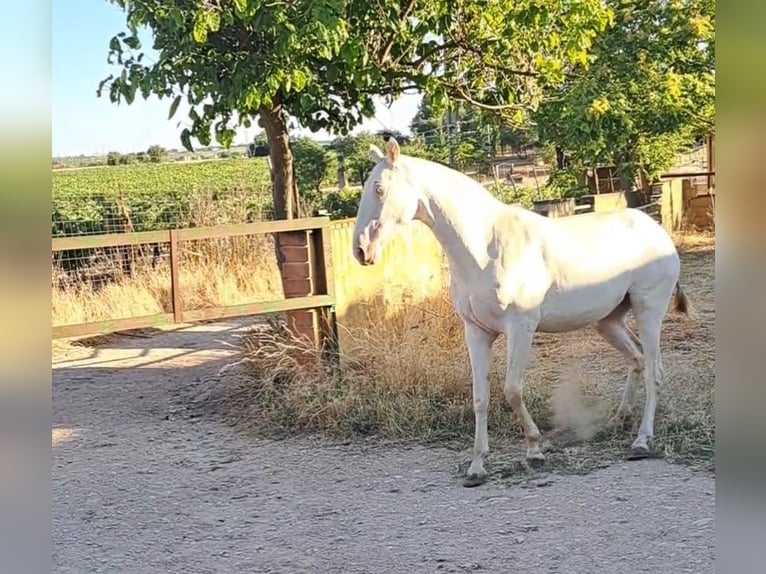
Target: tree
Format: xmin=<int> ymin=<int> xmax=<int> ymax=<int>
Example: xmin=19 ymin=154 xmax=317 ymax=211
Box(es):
xmin=106 ymin=151 xmax=121 ymax=166
xmin=146 ymin=145 xmax=168 ymax=162
xmin=330 ymin=132 xmax=383 ymax=185
xmin=498 ymin=124 xmax=537 ymax=157
xmin=400 ymin=134 xmax=448 ymax=165
xmin=291 ymin=137 xmax=336 ymax=211
xmin=534 ymin=0 xmax=715 ymax=189
xmin=411 ymin=96 xmax=448 ymax=149
xmin=100 ymin=0 xmax=612 ymax=220
xmin=411 ymin=94 xmax=501 ymax=170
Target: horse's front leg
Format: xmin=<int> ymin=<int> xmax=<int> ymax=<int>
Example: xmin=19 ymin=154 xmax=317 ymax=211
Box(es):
xmin=462 ymin=320 xmax=498 ymax=487
xmin=504 ymin=319 xmax=544 ymax=466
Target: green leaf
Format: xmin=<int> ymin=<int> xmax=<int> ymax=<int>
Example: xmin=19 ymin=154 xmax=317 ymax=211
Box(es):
xmin=206 ymin=10 xmax=221 ymax=32
xmin=299 ymin=93 xmax=314 ymax=111
xmin=168 ymin=95 xmax=182 ymax=120
xmin=109 ymin=36 xmax=121 ymax=53
xmin=292 ymin=70 xmax=308 ymax=92
xmin=96 ymin=75 xmax=113 ymax=98
xmin=180 ymin=128 xmax=193 ymax=152
xmin=124 ymin=35 xmax=141 ymax=50
xmin=192 ymin=12 xmax=208 ymax=43
xmin=233 ymin=0 xmax=247 ymax=14
xmin=169 ymin=8 xmax=183 ymax=28
xmin=139 ymin=76 xmax=152 ymax=100
xmin=216 ymin=125 xmax=235 ymax=148
xmin=245 ymin=89 xmax=261 ymax=110
xmin=197 ymin=127 xmax=211 ymax=147
xmin=123 ymin=82 xmax=137 ymax=105
xmin=326 ymin=64 xmax=338 ymax=83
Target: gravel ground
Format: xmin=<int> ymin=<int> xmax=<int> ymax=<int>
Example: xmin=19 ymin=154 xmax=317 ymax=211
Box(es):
xmin=52 ymin=318 xmax=715 ymax=574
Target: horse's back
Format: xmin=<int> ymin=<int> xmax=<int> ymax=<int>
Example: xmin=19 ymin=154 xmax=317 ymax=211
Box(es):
xmin=545 ymin=208 xmax=676 ymax=257
xmin=528 ymin=208 xmax=679 ymax=331
xmin=541 ymin=208 xmax=678 ymax=295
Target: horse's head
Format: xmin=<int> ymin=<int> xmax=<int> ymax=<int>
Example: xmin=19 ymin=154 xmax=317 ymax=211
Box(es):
xmin=352 ymin=136 xmax=420 ymax=266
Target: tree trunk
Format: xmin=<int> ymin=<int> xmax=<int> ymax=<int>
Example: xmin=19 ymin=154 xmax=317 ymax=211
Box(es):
xmin=259 ymin=102 xmax=319 ymax=355
xmin=259 ymin=102 xmax=301 ymax=220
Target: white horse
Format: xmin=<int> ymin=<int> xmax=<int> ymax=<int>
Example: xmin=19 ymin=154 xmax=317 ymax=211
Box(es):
xmin=352 ymin=136 xmax=692 ymax=487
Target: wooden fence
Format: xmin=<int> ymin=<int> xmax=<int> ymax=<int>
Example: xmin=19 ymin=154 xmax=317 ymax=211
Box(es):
xmin=51 ymin=217 xmax=336 ymax=346
xmin=52 ymin=171 xmax=714 ymax=345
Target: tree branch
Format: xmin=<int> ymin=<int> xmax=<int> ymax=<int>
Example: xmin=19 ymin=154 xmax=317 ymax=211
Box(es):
xmin=353 ymin=83 xmax=422 ymax=97
xmin=446 ymin=84 xmax=529 ymax=111
xmin=452 ymin=39 xmax=539 ymax=78
xmin=377 ymin=0 xmax=418 ymax=65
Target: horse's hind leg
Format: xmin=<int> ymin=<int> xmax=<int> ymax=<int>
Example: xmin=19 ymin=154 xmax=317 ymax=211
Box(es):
xmin=503 ymin=319 xmax=543 ymax=466
xmin=627 ymin=296 xmax=669 ymax=459
xmin=594 ymin=311 xmax=644 ymax=426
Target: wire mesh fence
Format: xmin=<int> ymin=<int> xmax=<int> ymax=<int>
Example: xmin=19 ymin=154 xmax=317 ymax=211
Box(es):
xmin=52 ymin=186 xmax=276 ymax=238
xmin=52 ymin=240 xmax=174 ymax=326
xmin=52 ymin=234 xmax=285 ymax=327
xmin=51 ymin=156 xmax=284 ymax=325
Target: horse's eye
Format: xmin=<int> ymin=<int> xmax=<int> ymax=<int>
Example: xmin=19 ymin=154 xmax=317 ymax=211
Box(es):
xmin=374 ymin=182 xmax=384 ymax=197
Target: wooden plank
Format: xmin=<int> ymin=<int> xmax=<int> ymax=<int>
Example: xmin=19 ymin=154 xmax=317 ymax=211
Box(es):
xmin=706 ymin=135 xmax=715 ymax=190
xmin=52 ymin=229 xmax=170 ymax=251
xmin=181 ymin=295 xmax=335 ymax=323
xmin=313 ymin=226 xmax=339 ymax=367
xmin=176 ymin=217 xmax=330 ymax=241
xmin=169 ymin=229 xmax=183 ymax=323
xmin=53 ymin=313 xmax=174 ymax=339
xmin=659 ymin=171 xmax=715 ymax=179
xmin=305 ymin=230 xmax=320 ymax=346
xmin=315 ymin=227 xmax=334 ymax=298
xmin=52 ymin=218 xmax=331 ymax=250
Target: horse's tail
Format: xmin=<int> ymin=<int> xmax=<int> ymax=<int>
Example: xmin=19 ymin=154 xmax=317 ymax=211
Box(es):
xmin=673 ymin=281 xmax=695 ymax=318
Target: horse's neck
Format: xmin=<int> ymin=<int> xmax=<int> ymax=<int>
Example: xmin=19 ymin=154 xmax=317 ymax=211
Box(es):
xmin=415 ymin=168 xmax=502 ymax=277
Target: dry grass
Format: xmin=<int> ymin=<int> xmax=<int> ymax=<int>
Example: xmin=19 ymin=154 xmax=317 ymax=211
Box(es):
xmin=207 ymin=230 xmax=715 ymax=474
xmin=52 ymin=235 xmax=283 ymax=326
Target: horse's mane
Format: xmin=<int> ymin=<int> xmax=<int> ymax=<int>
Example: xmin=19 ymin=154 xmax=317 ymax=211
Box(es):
xmin=401 ymin=154 xmax=497 ymax=200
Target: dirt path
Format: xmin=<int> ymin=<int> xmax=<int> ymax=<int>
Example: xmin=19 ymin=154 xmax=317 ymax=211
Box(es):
xmin=52 ymin=318 xmax=714 ymax=574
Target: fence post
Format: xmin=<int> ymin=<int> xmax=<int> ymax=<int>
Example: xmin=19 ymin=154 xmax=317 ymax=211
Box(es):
xmin=309 ymin=225 xmax=339 ymax=369
xmin=169 ymin=229 xmax=183 ymax=323
xmin=275 ymin=229 xmax=316 ymax=351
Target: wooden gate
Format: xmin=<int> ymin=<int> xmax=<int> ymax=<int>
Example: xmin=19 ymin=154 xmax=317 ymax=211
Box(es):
xmin=51 ymin=217 xmax=336 ymax=351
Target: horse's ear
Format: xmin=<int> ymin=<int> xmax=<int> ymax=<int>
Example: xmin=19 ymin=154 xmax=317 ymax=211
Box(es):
xmin=369 ymin=144 xmax=384 ymax=163
xmin=385 ymin=136 xmax=400 ymax=164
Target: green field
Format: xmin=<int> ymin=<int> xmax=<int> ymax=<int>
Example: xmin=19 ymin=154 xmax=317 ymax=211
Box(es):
xmin=52 ymin=158 xmax=275 ymax=236
xmin=53 ymin=157 xmax=272 ymax=198
xmin=50 ymin=154 xmax=549 ymax=236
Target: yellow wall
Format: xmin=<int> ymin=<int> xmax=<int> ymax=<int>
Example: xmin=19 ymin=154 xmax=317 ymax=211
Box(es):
xmin=328 ymin=218 xmax=449 ymax=351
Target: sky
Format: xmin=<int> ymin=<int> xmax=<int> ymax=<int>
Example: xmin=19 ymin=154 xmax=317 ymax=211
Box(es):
xmin=52 ymin=0 xmax=422 ymax=158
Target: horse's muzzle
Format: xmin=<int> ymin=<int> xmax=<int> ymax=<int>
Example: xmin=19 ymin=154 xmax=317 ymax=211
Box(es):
xmin=354 ymin=238 xmax=377 ymax=265
xmin=353 ymin=221 xmax=381 ymax=265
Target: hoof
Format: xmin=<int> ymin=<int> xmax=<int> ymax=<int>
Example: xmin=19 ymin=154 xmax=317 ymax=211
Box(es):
xmin=626 ymin=445 xmax=651 ymax=460
xmin=526 ymin=455 xmax=546 ymax=469
xmin=463 ymin=473 xmax=487 ymax=488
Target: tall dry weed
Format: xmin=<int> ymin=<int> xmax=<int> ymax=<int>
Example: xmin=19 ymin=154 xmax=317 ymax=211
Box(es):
xmin=52 ymin=234 xmax=282 ymax=326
